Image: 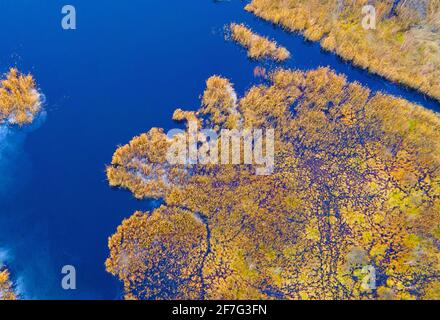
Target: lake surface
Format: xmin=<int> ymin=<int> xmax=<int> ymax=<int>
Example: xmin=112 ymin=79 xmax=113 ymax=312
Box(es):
xmin=0 ymin=0 xmax=438 ymax=299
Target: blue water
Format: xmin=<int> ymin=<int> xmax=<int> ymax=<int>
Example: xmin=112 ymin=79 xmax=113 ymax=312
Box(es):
xmin=0 ymin=0 xmax=438 ymax=300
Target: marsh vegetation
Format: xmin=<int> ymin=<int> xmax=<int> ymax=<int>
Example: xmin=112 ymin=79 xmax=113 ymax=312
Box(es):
xmin=230 ymin=23 xmax=291 ymax=61
xmin=107 ymin=68 xmax=440 ymax=300
xmin=245 ymin=0 xmax=440 ymax=101
xmin=0 ymin=268 xmax=16 ymax=300
xmin=0 ymin=68 xmax=41 ymax=126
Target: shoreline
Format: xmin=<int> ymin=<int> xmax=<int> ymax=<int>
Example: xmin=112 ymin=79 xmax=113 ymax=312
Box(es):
xmin=245 ymin=1 xmax=440 ymax=103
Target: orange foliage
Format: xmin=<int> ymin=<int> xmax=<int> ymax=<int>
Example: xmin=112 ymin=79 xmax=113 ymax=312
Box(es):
xmin=245 ymin=0 xmax=440 ymax=101
xmin=0 ymin=268 xmax=16 ymax=300
xmin=230 ymin=23 xmax=290 ymax=61
xmin=107 ymin=68 xmax=440 ymax=300
xmin=0 ymin=68 xmax=41 ymax=126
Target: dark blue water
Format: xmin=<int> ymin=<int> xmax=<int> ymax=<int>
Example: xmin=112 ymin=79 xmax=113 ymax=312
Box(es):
xmin=0 ymin=0 xmax=438 ymax=300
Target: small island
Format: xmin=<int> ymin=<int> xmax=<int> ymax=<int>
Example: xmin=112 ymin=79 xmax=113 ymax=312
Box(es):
xmin=0 ymin=68 xmax=42 ymax=126
xmin=230 ymin=23 xmax=290 ymax=61
xmin=107 ymin=68 xmax=439 ymax=300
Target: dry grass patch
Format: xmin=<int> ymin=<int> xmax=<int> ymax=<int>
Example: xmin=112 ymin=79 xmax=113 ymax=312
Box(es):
xmin=230 ymin=23 xmax=290 ymax=61
xmin=0 ymin=68 xmax=41 ymax=126
xmin=245 ymin=0 xmax=440 ymax=101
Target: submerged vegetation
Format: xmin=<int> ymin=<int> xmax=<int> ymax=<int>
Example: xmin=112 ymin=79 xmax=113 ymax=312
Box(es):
xmin=230 ymin=23 xmax=290 ymax=61
xmin=107 ymin=68 xmax=440 ymax=300
xmin=0 ymin=68 xmax=42 ymax=126
xmin=0 ymin=268 xmax=16 ymax=300
xmin=245 ymin=0 xmax=440 ymax=101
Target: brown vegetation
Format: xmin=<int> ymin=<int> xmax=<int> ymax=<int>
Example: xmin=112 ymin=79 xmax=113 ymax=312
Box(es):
xmin=0 ymin=68 xmax=41 ymax=126
xmin=245 ymin=0 xmax=440 ymax=101
xmin=0 ymin=268 xmax=16 ymax=300
xmin=230 ymin=23 xmax=290 ymax=61
xmin=106 ymin=68 xmax=440 ymax=300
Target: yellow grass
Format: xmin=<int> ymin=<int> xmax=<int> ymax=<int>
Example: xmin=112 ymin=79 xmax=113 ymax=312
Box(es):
xmin=106 ymin=68 xmax=440 ymax=299
xmin=0 ymin=269 xmax=16 ymax=300
xmin=230 ymin=23 xmax=290 ymax=61
xmin=0 ymin=68 xmax=41 ymax=126
xmin=245 ymin=0 xmax=440 ymax=101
